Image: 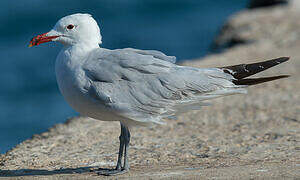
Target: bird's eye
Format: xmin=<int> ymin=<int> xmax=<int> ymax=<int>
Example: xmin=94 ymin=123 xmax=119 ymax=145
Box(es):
xmin=67 ymin=24 xmax=74 ymax=30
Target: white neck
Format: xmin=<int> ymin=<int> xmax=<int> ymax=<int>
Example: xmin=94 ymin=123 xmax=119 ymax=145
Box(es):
xmin=65 ymin=41 xmax=99 ymax=52
xmin=63 ymin=42 xmax=99 ymax=61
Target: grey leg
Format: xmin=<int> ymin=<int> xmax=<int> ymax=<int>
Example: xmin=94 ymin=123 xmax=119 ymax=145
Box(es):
xmin=115 ymin=128 xmax=125 ymax=170
xmin=96 ymin=123 xmax=130 ymax=176
xmin=123 ymin=125 xmax=131 ymax=170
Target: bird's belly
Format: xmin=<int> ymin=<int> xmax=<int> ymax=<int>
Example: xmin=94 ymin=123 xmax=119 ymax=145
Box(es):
xmin=55 ymin=65 xmax=123 ymax=122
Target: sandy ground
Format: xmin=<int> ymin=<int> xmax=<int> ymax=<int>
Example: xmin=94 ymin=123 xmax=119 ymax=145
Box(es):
xmin=1 ymin=1 xmax=300 ymax=179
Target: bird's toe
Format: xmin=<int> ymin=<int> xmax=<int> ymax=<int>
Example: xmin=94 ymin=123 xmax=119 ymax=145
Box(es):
xmin=94 ymin=168 xmax=128 ymax=176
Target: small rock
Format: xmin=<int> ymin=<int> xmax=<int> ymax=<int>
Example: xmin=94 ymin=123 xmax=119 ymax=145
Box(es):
xmin=195 ymin=154 xmax=209 ymax=158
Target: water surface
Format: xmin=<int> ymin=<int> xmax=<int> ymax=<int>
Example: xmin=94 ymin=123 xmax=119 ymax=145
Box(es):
xmin=0 ymin=0 xmax=247 ymax=153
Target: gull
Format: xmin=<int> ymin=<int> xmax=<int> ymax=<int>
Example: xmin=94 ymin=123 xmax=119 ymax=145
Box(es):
xmin=29 ymin=13 xmax=289 ymax=175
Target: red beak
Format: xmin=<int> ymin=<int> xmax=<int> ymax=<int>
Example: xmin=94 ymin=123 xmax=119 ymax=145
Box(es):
xmin=28 ymin=32 xmax=60 ymax=47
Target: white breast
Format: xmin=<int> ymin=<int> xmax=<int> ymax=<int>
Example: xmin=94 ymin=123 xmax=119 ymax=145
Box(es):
xmin=54 ymin=47 xmax=126 ymax=122
xmin=55 ymin=48 xmax=88 ymax=109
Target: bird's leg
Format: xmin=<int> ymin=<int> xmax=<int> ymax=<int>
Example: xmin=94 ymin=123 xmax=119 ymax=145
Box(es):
xmin=123 ymin=125 xmax=131 ymax=171
xmin=115 ymin=126 xmax=125 ymax=170
xmin=96 ymin=123 xmax=128 ymax=176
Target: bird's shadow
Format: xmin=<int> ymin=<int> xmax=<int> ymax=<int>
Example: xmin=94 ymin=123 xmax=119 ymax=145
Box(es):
xmin=0 ymin=166 xmax=98 ymax=177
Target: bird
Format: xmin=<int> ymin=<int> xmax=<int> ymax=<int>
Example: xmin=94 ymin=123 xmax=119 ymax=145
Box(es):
xmin=29 ymin=13 xmax=289 ymax=176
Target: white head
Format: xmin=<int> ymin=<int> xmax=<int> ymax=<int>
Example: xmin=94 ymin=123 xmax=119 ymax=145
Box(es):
xmin=29 ymin=13 xmax=102 ymax=47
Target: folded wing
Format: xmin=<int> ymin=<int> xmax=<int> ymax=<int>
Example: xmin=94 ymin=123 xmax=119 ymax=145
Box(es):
xmin=82 ymin=48 xmax=243 ymax=125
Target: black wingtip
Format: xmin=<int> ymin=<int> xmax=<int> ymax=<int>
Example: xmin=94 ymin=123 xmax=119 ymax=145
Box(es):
xmin=233 ymin=75 xmax=290 ymax=85
xmin=221 ymin=56 xmax=290 ymax=79
xmin=276 ymin=56 xmax=290 ymax=63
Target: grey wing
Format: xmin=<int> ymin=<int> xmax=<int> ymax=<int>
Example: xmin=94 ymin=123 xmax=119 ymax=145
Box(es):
xmin=122 ymin=48 xmax=176 ymax=63
xmin=83 ymin=48 xmax=246 ymax=125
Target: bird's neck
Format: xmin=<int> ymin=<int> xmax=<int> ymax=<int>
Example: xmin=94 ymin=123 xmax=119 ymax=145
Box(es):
xmin=63 ymin=43 xmax=99 ymax=62
xmin=68 ymin=42 xmax=99 ymax=54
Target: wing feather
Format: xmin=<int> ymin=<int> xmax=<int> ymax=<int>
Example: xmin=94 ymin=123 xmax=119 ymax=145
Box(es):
xmin=123 ymin=48 xmax=176 ymax=63
xmin=83 ymin=48 xmax=243 ymax=125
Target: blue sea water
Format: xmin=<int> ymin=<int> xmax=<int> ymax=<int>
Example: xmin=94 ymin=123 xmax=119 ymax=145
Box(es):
xmin=0 ymin=0 xmax=247 ymax=153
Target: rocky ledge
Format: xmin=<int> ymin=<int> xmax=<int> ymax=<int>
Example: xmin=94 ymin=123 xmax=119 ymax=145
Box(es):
xmin=1 ymin=1 xmax=299 ymax=179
